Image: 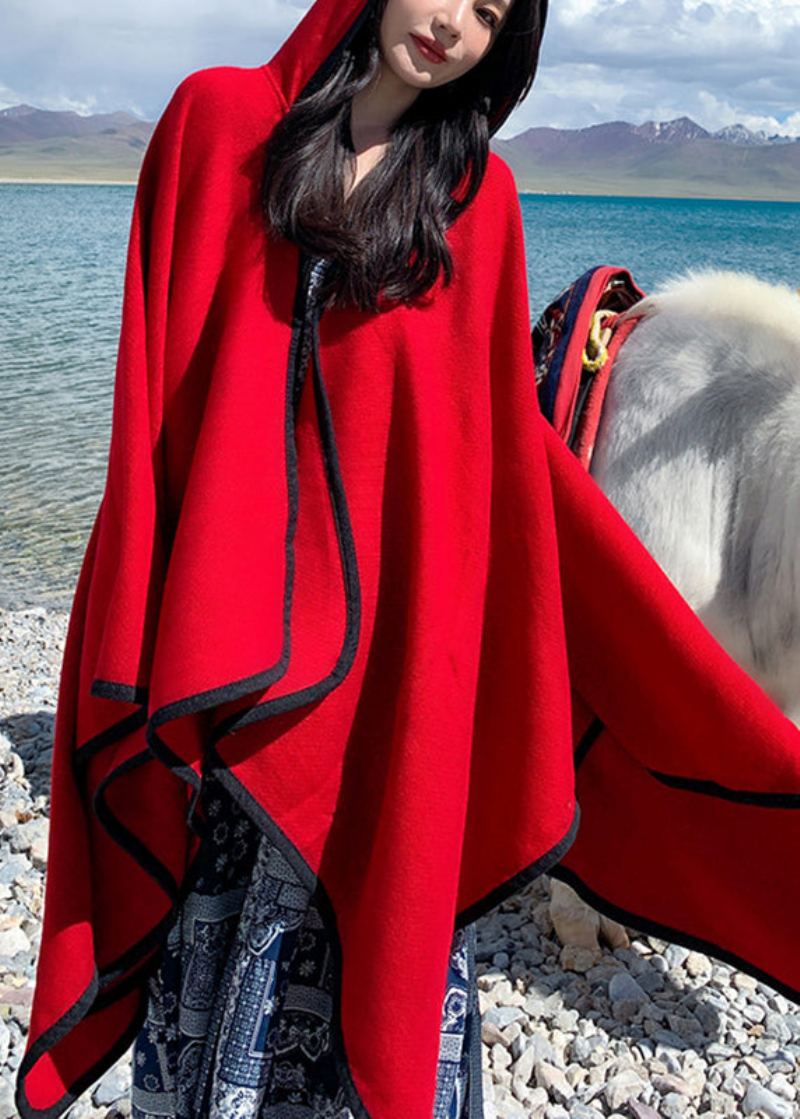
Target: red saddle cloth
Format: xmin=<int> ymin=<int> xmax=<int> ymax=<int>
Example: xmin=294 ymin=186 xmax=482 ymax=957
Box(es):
xmin=534 ymin=263 xmax=800 ymax=1004
xmin=533 ymin=264 xmax=647 ymax=467
xmin=17 ymin=1 xmax=800 ymax=1116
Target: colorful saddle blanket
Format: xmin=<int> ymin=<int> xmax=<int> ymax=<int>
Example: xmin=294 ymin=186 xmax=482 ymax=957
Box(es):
xmin=533 ymin=265 xmax=647 ymax=468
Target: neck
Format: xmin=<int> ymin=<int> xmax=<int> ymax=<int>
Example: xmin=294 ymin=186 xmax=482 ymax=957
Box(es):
xmin=349 ymin=61 xmax=420 ymax=146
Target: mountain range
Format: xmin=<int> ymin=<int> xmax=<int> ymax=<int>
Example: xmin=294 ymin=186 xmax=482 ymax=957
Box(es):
xmin=492 ymin=115 xmax=800 ymax=201
xmin=1 ymin=104 xmax=798 ymax=200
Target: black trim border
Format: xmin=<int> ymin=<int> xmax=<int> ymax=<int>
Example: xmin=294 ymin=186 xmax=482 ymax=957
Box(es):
xmin=16 ymin=245 xmax=367 ymax=1119
xmin=550 ymin=863 xmax=800 ymax=1005
xmin=466 ymin=920 xmax=485 ymax=1119
xmin=559 ymin=714 xmax=800 ymax=1006
xmin=647 ymin=768 xmax=800 ymax=808
xmin=455 ymin=803 xmax=581 ymax=930
xmin=21 ymin=233 xmax=570 ymax=1117
xmin=23 ymin=102 xmax=800 ymax=1113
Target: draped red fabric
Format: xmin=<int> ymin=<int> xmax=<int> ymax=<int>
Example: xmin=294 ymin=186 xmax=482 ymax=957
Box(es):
xmin=17 ymin=0 xmax=800 ymax=1114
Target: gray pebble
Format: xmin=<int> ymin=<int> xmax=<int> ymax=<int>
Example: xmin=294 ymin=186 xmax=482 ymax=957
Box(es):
xmin=635 ymin=968 xmax=665 ymax=995
xmin=0 ymin=853 xmax=31 ymax=886
xmin=3 ymin=606 xmax=800 ymax=1119
xmin=627 ymin=1102 xmax=662 ymax=1119
xmin=567 ymin=1103 xmax=603 ymax=1119
xmin=0 ymin=1078 xmax=17 ymax=1119
xmin=484 ymin=1006 xmax=527 ymax=1029
xmin=659 ymin=1091 xmax=690 ymax=1117
xmin=545 ymin=1106 xmax=570 ymax=1119
xmin=763 ymin=1054 xmax=797 ymax=1075
xmin=523 ymin=1034 xmax=557 ymax=1065
xmin=741 ymin=1080 xmax=795 ymax=1118
xmin=91 ymin=1063 xmax=131 ymax=1107
xmin=603 ymin=1068 xmax=646 ymax=1110
xmin=652 ymin=1029 xmax=689 ymax=1051
xmin=706 ymin=1041 xmax=738 ymax=1059
xmin=664 ymin=945 xmax=690 ymax=969
xmin=608 ymin=972 xmax=648 ymax=1005
xmin=764 ymin=1012 xmax=793 ymax=1043
xmin=569 ymin=1035 xmax=603 ymax=1063
xmin=0 ymin=924 xmax=31 ymax=957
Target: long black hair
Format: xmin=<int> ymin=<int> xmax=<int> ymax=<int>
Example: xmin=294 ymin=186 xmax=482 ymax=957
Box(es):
xmin=261 ymin=0 xmax=549 ymax=311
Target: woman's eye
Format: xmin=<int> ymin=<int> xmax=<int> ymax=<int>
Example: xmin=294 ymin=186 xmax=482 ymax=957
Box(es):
xmin=478 ymin=7 xmax=498 ymax=28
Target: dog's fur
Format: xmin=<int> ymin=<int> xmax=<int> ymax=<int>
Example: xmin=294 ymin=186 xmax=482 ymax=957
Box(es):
xmin=549 ymin=269 xmax=800 ymax=952
xmin=591 ymin=268 xmax=800 ymax=727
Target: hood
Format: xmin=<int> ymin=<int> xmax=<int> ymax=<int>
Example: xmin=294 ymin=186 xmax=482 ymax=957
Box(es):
xmin=267 ymin=0 xmax=374 ymax=111
xmin=265 ymin=0 xmax=521 ymax=134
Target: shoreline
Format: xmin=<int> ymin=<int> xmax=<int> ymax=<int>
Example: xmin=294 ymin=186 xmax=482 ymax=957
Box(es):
xmin=1 ymin=177 xmax=799 ymax=203
xmin=0 ymin=176 xmax=136 ymax=186
xmin=1 ymin=601 xmax=799 ymax=1118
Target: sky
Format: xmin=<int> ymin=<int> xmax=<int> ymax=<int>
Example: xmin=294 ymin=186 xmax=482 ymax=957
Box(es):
xmin=1 ymin=0 xmax=799 ymax=140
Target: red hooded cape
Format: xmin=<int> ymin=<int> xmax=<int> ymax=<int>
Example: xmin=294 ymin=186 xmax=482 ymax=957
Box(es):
xmin=17 ymin=0 xmax=800 ymax=1114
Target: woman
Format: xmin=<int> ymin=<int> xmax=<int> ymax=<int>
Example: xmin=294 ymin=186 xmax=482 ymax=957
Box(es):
xmin=125 ymin=1 xmax=552 ymax=1113
xmin=17 ymin=0 xmax=800 ymax=1113
xmin=19 ymin=0 xmax=578 ymax=1115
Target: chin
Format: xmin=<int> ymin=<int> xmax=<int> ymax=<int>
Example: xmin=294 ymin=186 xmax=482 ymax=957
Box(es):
xmin=394 ymin=66 xmax=435 ymax=89
xmin=380 ymin=40 xmax=438 ymax=86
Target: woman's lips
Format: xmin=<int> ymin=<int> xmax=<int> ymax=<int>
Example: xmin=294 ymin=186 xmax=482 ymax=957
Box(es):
xmin=410 ymin=33 xmax=447 ymax=63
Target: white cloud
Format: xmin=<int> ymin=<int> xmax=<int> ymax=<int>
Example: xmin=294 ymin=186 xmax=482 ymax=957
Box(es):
xmin=499 ymin=0 xmax=800 ymax=137
xmin=1 ymin=0 xmax=798 ymax=137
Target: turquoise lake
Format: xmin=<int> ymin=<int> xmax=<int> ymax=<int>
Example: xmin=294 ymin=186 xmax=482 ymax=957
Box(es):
xmin=1 ymin=183 xmax=798 ymax=608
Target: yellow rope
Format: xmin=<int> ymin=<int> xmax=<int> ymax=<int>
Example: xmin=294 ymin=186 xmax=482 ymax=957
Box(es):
xmin=581 ymin=309 xmax=616 ymax=373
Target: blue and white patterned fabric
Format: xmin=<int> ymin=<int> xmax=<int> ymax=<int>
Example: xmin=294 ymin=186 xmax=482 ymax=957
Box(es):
xmin=130 ymin=774 xmax=484 ymax=1118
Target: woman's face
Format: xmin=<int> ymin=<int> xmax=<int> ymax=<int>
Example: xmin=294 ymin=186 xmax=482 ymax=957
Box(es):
xmin=378 ymin=0 xmax=511 ymax=89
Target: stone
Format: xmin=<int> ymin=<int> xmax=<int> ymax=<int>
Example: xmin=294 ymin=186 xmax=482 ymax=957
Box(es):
xmin=491 ymin=1043 xmax=512 ymax=1072
xmin=660 ymin=1091 xmax=689 ymax=1116
xmin=534 ymin=1062 xmax=572 ymax=1104
xmin=8 ymin=818 xmax=48 ymax=866
xmin=608 ymin=973 xmax=648 ymax=1005
xmin=103 ymin=1103 xmax=132 ymax=1119
xmin=741 ymin=1054 xmax=771 ymax=1079
xmin=734 ymin=973 xmax=759 ymax=990
xmin=0 ymin=855 xmax=30 ymax=887
xmin=767 ymin=1073 xmax=796 ymax=1101
xmin=559 ymin=946 xmax=601 ymax=974
xmin=651 ymin=1072 xmax=694 ymax=1097
xmin=741 ymin=1080 xmax=795 ymax=1118
xmin=684 ymin=950 xmax=711 ymax=977
xmin=494 ymin=1089 xmax=527 ymax=1119
xmin=566 ymin=1103 xmax=603 ymax=1119
xmin=565 ymin=1064 xmax=587 ymax=1090
xmin=484 ymin=1005 xmax=526 ymax=1030
xmin=510 ymin=1044 xmax=536 ymax=1094
xmin=570 ymin=1035 xmax=603 ymax=1063
xmin=0 ymin=924 xmax=31 ymax=958
xmin=544 ymin=1106 xmax=570 ymax=1119
xmin=91 ymin=1062 xmax=132 ymax=1106
xmin=501 ymin=1023 xmax=522 ymax=1051
xmin=0 ymin=1078 xmax=17 ymax=1119
xmin=482 ymin=1021 xmax=508 ymax=1047
xmin=603 ymin=1068 xmax=646 ymax=1111
xmin=627 ymin=1102 xmax=662 ymax=1119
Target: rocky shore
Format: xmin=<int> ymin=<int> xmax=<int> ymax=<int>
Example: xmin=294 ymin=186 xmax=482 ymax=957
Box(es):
xmin=1 ymin=605 xmax=798 ymax=1118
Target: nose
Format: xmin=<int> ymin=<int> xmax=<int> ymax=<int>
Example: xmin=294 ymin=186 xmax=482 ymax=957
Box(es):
xmin=434 ymin=0 xmax=470 ymax=39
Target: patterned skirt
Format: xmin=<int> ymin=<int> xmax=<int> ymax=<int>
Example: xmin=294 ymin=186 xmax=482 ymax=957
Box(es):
xmin=130 ymin=773 xmax=484 ymax=1118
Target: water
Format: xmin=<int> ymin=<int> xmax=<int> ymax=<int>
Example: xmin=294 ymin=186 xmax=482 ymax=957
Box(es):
xmin=520 ymin=192 xmax=800 ymax=305
xmin=1 ymin=184 xmax=133 ymax=609
xmin=1 ymin=183 xmax=798 ymax=609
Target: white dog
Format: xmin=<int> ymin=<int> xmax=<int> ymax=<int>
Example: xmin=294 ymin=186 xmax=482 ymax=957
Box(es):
xmin=550 ymin=268 xmax=800 ymax=951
